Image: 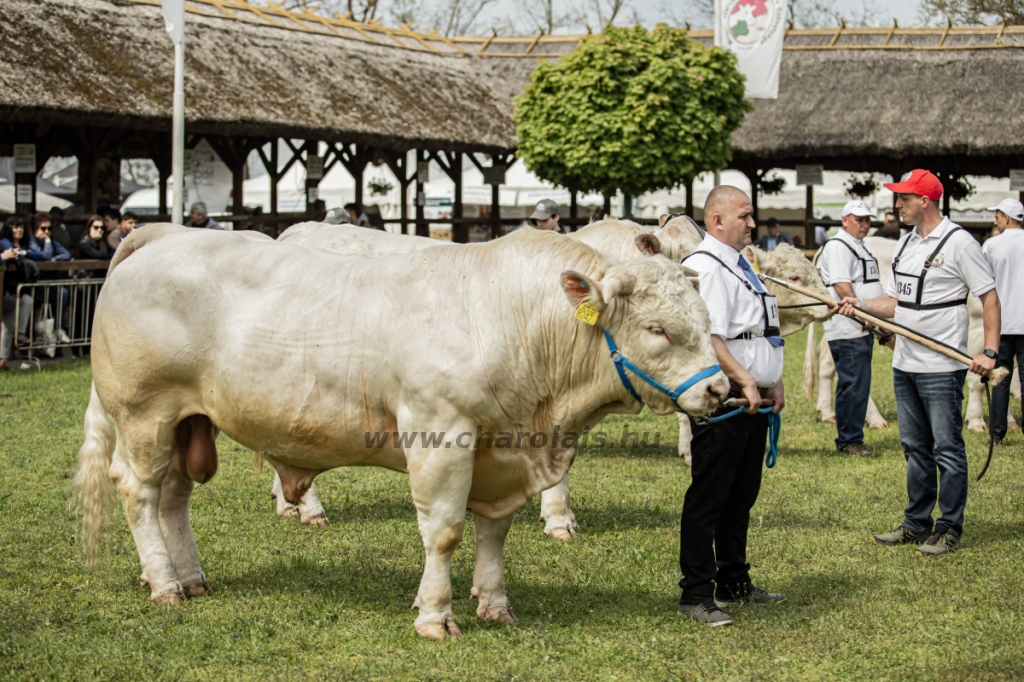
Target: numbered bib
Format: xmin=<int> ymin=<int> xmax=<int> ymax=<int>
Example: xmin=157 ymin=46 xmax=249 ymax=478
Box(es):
xmin=894 ymin=271 xmax=919 ymax=303
xmin=864 ymin=258 xmax=880 ymax=282
xmin=765 ymin=294 xmax=780 ymax=330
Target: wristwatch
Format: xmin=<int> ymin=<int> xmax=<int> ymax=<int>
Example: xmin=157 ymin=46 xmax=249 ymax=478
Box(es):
xmin=983 ymin=349 xmax=997 ymax=359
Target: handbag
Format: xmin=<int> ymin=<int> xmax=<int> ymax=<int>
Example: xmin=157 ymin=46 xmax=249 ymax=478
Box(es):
xmin=34 ymin=303 xmax=56 ymax=358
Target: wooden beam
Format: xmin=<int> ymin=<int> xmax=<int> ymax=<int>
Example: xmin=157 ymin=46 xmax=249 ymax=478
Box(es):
xmin=415 ymin=149 xmax=427 ymax=238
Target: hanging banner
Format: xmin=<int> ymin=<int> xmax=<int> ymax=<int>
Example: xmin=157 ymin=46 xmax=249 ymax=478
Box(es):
xmin=161 ymin=0 xmax=185 ymax=45
xmin=714 ymin=0 xmax=785 ymax=99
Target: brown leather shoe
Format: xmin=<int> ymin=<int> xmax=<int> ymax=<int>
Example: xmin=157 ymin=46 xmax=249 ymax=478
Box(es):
xmin=840 ymin=443 xmax=874 ymax=457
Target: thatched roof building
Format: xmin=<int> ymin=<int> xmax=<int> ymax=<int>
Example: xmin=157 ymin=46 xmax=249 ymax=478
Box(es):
xmin=2 ymin=0 xmax=1023 ymax=230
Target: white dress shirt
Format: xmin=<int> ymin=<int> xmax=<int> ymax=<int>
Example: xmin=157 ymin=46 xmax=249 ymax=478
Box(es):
xmin=983 ymin=227 xmax=1024 ymax=335
xmin=884 ymin=218 xmax=995 ymax=373
xmin=685 ymin=234 xmax=784 ymax=388
xmin=817 ymin=228 xmax=886 ymax=341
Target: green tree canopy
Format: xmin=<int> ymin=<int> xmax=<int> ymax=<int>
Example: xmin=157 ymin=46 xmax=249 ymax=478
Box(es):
xmin=514 ymin=24 xmax=751 ymax=199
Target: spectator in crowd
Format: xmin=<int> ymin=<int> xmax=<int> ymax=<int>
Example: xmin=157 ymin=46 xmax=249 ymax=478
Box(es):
xmin=754 ymin=217 xmax=794 ymax=250
xmin=25 ymin=213 xmax=71 ymax=263
xmin=105 ymin=211 xmax=138 ymax=250
xmin=77 ymin=215 xmax=113 ymax=275
xmin=97 ymin=205 xmax=122 ymax=242
xmin=345 ymin=202 xmax=370 ymax=227
xmin=312 ymin=199 xmax=328 ymax=222
xmin=879 ymin=211 xmax=902 ymax=239
xmin=814 ymin=215 xmax=833 ymax=246
xmin=48 ymin=206 xmax=72 ymax=253
xmin=531 ymin=199 xmax=565 ymax=233
xmin=185 ymin=202 xmax=223 ymax=230
xmin=26 ymin=212 xmax=71 ymax=344
xmin=590 ymin=207 xmax=606 ymax=222
xmin=1 ymin=217 xmax=35 ymax=369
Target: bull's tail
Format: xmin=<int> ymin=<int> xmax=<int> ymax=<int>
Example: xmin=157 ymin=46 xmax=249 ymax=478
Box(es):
xmin=72 ymin=382 xmax=117 ymax=567
xmin=803 ymin=322 xmax=818 ymax=400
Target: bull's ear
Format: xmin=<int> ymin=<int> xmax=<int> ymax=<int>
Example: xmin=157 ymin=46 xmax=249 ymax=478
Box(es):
xmin=682 ymin=265 xmax=701 ymax=293
xmin=561 ymin=270 xmax=606 ymax=311
xmin=601 ymin=271 xmax=636 ymax=302
xmin=659 ymin=213 xmax=670 ymax=227
xmin=741 ymin=245 xmax=762 ymax=270
xmin=634 ymin=233 xmax=661 ymax=256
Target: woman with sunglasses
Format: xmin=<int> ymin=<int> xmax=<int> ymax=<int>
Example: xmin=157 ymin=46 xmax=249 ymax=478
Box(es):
xmin=77 ymin=215 xmax=113 ymax=274
xmin=1 ymin=216 xmax=34 ymax=369
xmin=25 ymin=212 xmax=71 ymax=262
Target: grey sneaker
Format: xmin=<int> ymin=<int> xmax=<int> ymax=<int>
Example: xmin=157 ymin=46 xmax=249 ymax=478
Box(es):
xmin=715 ymin=584 xmax=786 ymax=608
xmin=840 ymin=443 xmax=874 ymax=457
xmin=916 ymin=528 xmax=962 ymax=556
xmin=872 ymin=525 xmax=931 ymax=546
xmin=678 ymin=601 xmax=733 ymax=627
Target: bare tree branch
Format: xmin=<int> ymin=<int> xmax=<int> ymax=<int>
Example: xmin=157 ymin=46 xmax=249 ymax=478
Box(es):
xmin=918 ymin=0 xmax=1024 ymax=25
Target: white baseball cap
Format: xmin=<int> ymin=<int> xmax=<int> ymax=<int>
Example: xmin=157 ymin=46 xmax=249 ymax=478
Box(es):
xmin=987 ymin=198 xmax=1024 ymax=222
xmin=841 ymin=200 xmax=875 ymax=218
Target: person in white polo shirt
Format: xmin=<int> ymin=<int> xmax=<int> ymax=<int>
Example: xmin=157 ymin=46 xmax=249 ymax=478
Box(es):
xmin=983 ymin=198 xmax=1024 ymax=445
xmin=815 ymin=200 xmax=884 ymax=457
xmin=676 ymin=186 xmax=786 ymax=628
xmin=836 ymin=169 xmax=1000 ymax=556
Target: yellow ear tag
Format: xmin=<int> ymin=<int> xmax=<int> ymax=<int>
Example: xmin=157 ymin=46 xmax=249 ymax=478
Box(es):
xmin=575 ymin=301 xmax=599 ymax=326
xmin=750 ymin=260 xmax=760 ymax=274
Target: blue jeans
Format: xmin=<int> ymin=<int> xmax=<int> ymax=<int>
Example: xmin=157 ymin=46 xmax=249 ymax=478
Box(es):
xmin=893 ymin=368 xmax=969 ymax=536
xmin=990 ymin=335 xmax=1024 ymax=441
xmin=828 ymin=335 xmax=874 ymax=450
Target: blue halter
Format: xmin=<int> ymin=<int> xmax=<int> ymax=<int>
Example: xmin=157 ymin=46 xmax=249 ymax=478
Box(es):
xmin=602 ymin=329 xmax=722 ymax=414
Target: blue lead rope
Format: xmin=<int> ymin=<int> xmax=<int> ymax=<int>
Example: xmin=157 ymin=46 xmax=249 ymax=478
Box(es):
xmin=698 ymin=406 xmax=781 ymax=468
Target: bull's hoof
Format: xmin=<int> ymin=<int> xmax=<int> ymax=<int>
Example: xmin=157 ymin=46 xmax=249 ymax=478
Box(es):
xmin=822 ymin=416 xmax=837 ymax=424
xmin=1009 ymin=422 xmax=1020 ymax=431
xmin=276 ymin=505 xmax=300 ymax=518
xmin=544 ymin=524 xmax=577 ymax=541
xmin=139 ymin=572 xmax=150 ymax=587
xmin=183 ymin=578 xmax=213 ymax=599
xmin=301 ymin=514 xmax=329 ymax=527
xmin=683 ymin=454 xmax=693 ymax=467
xmin=414 ymin=615 xmax=462 ymax=639
xmin=968 ymin=424 xmax=987 ymax=433
xmin=151 ymin=587 xmax=186 ymax=606
xmin=469 ymin=586 xmax=479 ymax=600
xmin=867 ymin=420 xmax=889 ymax=429
xmin=478 ymin=603 xmax=517 ymax=624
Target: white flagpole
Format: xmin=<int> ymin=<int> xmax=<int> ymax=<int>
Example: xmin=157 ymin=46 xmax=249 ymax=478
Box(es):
xmin=171 ymin=42 xmax=185 ymax=224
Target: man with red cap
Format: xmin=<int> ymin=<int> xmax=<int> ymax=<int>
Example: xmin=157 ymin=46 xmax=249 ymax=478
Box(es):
xmin=836 ymin=169 xmax=1000 ymax=556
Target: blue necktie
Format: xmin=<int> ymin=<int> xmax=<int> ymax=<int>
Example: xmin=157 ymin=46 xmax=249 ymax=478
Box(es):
xmin=737 ymin=256 xmax=784 ymax=348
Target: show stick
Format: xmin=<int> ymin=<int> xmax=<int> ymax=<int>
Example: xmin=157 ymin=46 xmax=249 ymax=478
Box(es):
xmin=759 ymin=273 xmax=1009 ymax=387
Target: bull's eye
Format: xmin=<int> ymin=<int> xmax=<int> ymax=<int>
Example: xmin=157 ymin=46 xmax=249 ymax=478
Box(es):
xmin=649 ymin=327 xmax=667 ymax=338
xmin=789 ymin=276 xmax=801 ymax=283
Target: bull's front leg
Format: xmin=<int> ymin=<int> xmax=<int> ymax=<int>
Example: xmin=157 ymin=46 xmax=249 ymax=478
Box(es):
xmin=865 ymin=396 xmax=888 ymax=429
xmin=966 ymin=373 xmax=987 ymax=432
xmin=471 ymin=512 xmax=516 ymax=624
xmin=817 ymin=340 xmax=837 ymax=423
xmin=539 ymin=474 xmax=579 ymax=540
xmin=406 ymin=426 xmax=475 ymax=640
xmin=677 ymin=413 xmax=693 ymax=466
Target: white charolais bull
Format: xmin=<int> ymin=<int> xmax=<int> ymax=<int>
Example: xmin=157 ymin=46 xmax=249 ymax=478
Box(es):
xmin=75 ymin=224 xmax=728 ymax=639
xmin=807 ymin=236 xmax=1019 ymax=432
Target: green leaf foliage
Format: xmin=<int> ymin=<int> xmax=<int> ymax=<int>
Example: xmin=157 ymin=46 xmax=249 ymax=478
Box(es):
xmin=515 ymin=25 xmax=752 ymax=198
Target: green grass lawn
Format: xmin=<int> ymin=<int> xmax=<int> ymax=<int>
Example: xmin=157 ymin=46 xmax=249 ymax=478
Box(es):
xmin=2 ymin=328 xmax=1024 ymax=680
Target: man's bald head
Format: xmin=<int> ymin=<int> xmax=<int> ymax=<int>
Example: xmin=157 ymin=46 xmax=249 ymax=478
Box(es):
xmin=702 ymin=185 xmax=756 ymax=252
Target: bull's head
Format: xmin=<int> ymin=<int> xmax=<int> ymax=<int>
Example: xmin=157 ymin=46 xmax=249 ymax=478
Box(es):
xmin=743 ymin=243 xmax=833 ymax=336
xmin=655 ymin=214 xmax=705 ymax=263
xmin=560 ymin=256 xmax=728 ymax=416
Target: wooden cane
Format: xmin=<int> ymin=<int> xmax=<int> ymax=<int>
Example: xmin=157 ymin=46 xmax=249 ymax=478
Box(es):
xmin=759 ymin=274 xmax=1010 ymax=387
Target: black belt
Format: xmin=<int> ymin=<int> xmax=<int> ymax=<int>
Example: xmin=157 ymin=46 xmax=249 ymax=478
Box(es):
xmin=897 ymin=298 xmax=967 ymax=312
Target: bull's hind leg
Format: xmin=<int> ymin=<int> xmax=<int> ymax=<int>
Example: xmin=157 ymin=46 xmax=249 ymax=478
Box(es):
xmin=865 ymin=396 xmax=888 ymax=429
xmin=271 ymin=470 xmax=299 ymax=518
xmin=471 ymin=512 xmax=516 ymax=624
xmin=539 ymin=474 xmax=579 ymax=540
xmin=109 ymin=422 xmax=185 ymax=605
xmin=406 ymin=425 xmax=475 ymax=640
xmin=157 ymin=416 xmax=214 ymax=599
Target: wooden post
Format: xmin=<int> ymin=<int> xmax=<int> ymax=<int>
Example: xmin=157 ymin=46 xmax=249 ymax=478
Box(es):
xmin=570 ymin=190 xmax=578 ymax=232
xmin=353 ymin=145 xmax=364 ymax=212
xmin=158 ymin=165 xmax=168 ymax=217
xmin=603 ymin=193 xmax=611 ymax=218
xmin=270 ymin=140 xmax=279 ymax=216
xmin=684 ymin=175 xmax=694 ymax=217
xmin=623 ymin=192 xmax=632 ymax=219
xmin=415 ymin=149 xmax=427 ymax=237
xmin=942 ymin=173 xmax=952 ymax=217
xmin=304 ymin=141 xmax=319 ymax=218
xmin=451 ymin=152 xmax=466 ymax=243
xmin=490 ymin=182 xmax=500 ymax=240
xmin=805 ymin=184 xmax=814 ymax=246
xmin=232 ymin=156 xmax=245 ymax=218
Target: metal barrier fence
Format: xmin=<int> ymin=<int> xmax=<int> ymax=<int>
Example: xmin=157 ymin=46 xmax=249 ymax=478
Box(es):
xmin=14 ymin=278 xmax=105 ymax=360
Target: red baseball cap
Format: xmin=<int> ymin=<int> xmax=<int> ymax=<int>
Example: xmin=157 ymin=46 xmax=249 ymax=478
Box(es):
xmin=884 ymin=169 xmax=944 ymax=201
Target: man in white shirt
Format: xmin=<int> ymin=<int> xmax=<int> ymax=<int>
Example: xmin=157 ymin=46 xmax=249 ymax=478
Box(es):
xmin=836 ymin=169 xmax=1000 ymax=556
xmin=816 ymin=200 xmax=885 ymax=456
xmin=677 ymin=186 xmax=786 ymax=628
xmin=983 ymin=198 xmax=1024 ymax=445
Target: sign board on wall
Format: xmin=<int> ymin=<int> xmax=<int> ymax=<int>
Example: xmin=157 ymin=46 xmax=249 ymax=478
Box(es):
xmin=16 ymin=184 xmax=33 ymax=203
xmin=482 ymin=165 xmax=506 ymax=185
xmin=796 ymin=165 xmax=824 ymax=186
xmin=306 ymin=154 xmax=324 ymax=180
xmin=13 ymin=144 xmax=36 ymax=173
xmin=1010 ymin=169 xmax=1024 ymax=191
xmin=417 ymin=161 xmax=430 ymax=184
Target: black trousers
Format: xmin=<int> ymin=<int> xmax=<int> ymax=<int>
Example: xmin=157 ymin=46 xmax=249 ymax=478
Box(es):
xmin=991 ymin=335 xmax=1024 ymax=441
xmin=679 ymin=410 xmax=769 ymax=604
